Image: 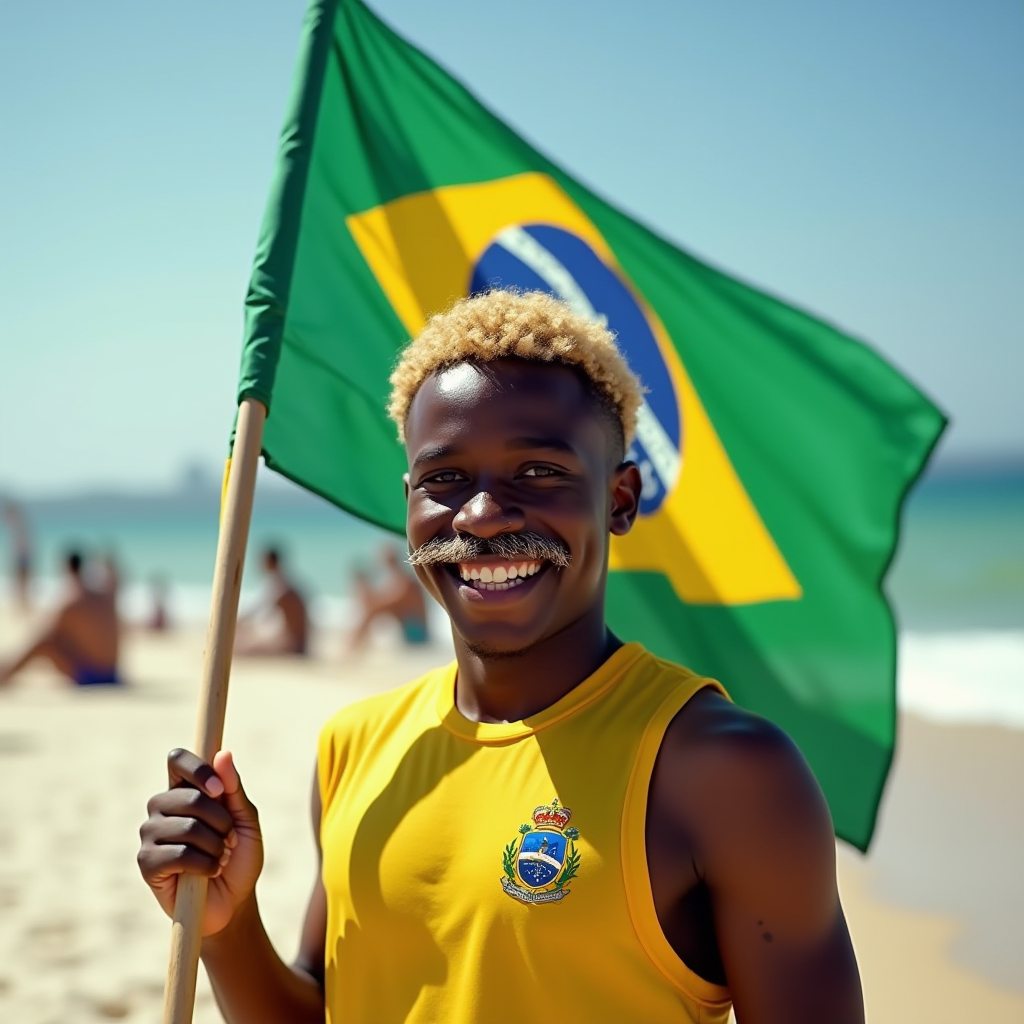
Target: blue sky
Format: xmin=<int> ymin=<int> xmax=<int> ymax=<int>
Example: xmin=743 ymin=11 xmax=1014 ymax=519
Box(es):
xmin=1 ymin=0 xmax=1021 ymax=495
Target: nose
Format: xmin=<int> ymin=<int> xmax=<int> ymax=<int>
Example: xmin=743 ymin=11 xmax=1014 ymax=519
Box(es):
xmin=453 ymin=491 xmax=525 ymax=539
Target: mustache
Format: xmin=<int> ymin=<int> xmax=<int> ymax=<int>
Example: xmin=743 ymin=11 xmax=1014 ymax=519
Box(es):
xmin=408 ymin=531 xmax=572 ymax=569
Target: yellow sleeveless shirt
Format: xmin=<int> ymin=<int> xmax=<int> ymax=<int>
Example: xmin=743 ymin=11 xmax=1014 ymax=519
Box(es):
xmin=317 ymin=642 xmax=733 ymax=1024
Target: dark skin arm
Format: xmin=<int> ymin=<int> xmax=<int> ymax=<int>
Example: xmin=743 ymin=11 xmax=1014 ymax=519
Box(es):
xmin=137 ymin=749 xmax=326 ymax=1024
xmin=647 ymin=689 xmax=864 ymax=1023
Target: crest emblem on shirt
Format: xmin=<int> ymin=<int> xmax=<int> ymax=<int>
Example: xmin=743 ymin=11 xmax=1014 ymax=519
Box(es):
xmin=501 ymin=798 xmax=581 ymax=905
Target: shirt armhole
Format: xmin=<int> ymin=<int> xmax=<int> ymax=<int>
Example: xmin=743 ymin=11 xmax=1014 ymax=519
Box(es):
xmin=620 ymin=678 xmax=734 ymax=1015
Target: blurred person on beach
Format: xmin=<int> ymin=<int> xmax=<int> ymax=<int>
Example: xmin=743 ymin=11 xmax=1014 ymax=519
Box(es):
xmin=138 ymin=293 xmax=863 ymax=1023
xmin=0 ymin=549 xmax=120 ymax=687
xmin=3 ymin=500 xmax=33 ymax=611
xmin=345 ymin=545 xmax=429 ymax=652
xmin=235 ymin=546 xmax=308 ymax=656
xmin=146 ymin=575 xmax=170 ymax=632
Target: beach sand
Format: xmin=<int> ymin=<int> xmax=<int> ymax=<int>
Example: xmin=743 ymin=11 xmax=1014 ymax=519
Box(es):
xmin=1 ymin=610 xmax=1021 ymax=1022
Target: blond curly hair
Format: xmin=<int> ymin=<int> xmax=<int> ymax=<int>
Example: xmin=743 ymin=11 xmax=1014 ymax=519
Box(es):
xmin=387 ymin=290 xmax=643 ymax=448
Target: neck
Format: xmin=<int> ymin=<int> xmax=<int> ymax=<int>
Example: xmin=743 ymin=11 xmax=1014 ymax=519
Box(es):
xmin=452 ymin=605 xmax=622 ymax=723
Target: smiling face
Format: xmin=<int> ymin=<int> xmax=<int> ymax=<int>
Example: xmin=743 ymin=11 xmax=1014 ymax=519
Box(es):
xmin=404 ymin=358 xmax=642 ymax=657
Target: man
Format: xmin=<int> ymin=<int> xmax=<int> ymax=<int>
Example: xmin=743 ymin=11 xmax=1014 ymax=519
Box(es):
xmin=234 ymin=546 xmax=308 ymax=656
xmin=138 ymin=291 xmax=863 ymax=1022
xmin=0 ymin=550 xmax=120 ymax=686
xmin=146 ymin=575 xmax=171 ymax=633
xmin=346 ymin=545 xmax=430 ymax=652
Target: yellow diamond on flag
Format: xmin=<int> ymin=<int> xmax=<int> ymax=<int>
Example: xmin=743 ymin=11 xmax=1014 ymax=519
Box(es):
xmin=347 ymin=172 xmax=801 ymax=605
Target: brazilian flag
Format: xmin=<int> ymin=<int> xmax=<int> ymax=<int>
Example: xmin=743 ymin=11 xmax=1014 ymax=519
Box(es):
xmin=239 ymin=0 xmax=945 ymax=849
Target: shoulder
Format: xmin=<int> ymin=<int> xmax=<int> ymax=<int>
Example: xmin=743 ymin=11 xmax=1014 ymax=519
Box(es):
xmin=662 ymin=688 xmax=807 ymax=779
xmin=58 ymin=589 xmax=94 ymax=621
xmin=652 ymin=689 xmax=834 ymax=884
xmin=617 ymin=645 xmax=721 ymax=708
xmin=317 ymin=662 xmax=452 ymax=773
xmin=626 ymin=646 xmax=797 ymax=784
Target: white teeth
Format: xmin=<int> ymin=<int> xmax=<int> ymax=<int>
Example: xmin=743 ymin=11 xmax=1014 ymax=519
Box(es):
xmin=461 ymin=574 xmax=527 ymax=592
xmin=456 ymin=562 xmax=543 ymax=592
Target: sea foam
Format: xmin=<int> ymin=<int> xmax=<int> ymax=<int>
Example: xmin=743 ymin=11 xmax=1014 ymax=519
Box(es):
xmin=899 ymin=631 xmax=1024 ymax=729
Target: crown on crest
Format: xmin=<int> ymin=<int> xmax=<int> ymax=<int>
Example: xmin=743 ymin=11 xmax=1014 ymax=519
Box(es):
xmin=532 ymin=797 xmax=572 ymax=831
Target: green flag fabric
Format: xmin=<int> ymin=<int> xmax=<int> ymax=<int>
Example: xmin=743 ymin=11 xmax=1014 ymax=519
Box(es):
xmin=239 ymin=0 xmax=946 ymax=850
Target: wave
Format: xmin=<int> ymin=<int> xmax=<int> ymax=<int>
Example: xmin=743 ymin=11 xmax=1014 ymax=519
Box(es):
xmin=898 ymin=631 xmax=1024 ymax=729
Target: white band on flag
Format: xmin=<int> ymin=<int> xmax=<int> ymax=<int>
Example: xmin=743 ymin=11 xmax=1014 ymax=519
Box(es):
xmin=495 ymin=225 xmax=681 ymax=493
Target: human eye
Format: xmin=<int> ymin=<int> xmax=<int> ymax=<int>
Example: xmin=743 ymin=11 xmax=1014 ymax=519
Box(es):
xmin=420 ymin=469 xmax=465 ymax=486
xmin=520 ymin=465 xmax=563 ymax=478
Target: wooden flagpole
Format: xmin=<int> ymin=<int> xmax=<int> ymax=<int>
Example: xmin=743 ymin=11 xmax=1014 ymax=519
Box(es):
xmin=161 ymin=396 xmax=267 ymax=1024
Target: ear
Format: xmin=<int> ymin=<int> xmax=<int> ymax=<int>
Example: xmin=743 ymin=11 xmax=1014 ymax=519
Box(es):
xmin=403 ymin=472 xmax=410 ymax=501
xmin=609 ymin=461 xmax=642 ymax=536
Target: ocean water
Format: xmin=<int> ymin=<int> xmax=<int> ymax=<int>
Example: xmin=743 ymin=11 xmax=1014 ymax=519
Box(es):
xmin=3 ymin=464 xmax=1022 ymax=722
xmin=884 ymin=468 xmax=1024 ymax=633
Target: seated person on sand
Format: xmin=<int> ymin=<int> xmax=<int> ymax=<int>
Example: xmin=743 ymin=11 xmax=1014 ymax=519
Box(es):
xmin=347 ymin=546 xmax=429 ymax=652
xmin=145 ymin=575 xmax=171 ymax=633
xmin=0 ymin=550 xmax=120 ymax=687
xmin=235 ymin=547 xmax=308 ymax=657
